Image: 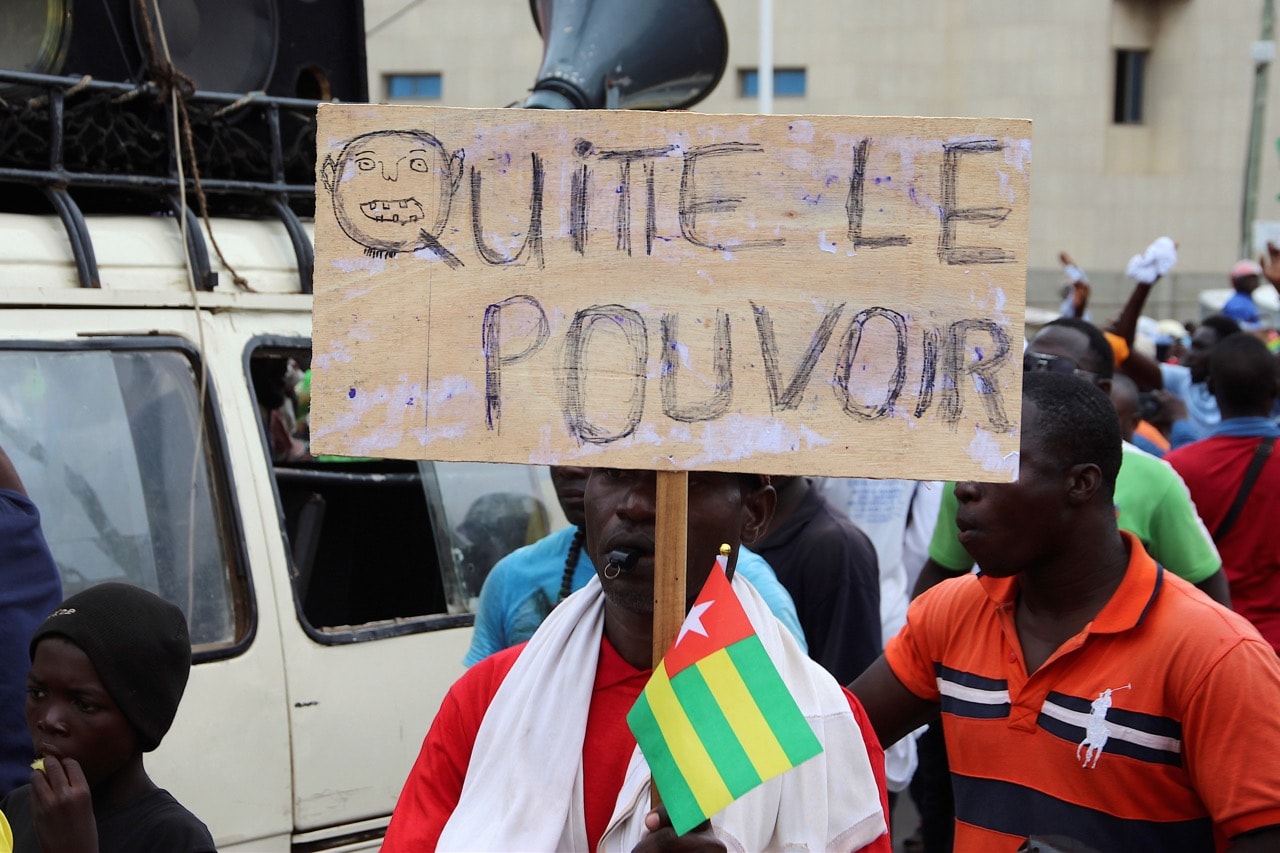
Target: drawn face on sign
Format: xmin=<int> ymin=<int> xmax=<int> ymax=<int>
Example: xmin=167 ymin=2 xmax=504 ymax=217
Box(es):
xmin=320 ymin=130 xmax=464 ymax=258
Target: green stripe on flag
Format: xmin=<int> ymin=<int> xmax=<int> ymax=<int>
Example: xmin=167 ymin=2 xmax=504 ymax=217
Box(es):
xmin=691 ymin=649 xmax=793 ymax=781
xmin=628 ymin=689 xmax=710 ymax=835
xmin=725 ymin=635 xmax=824 ymax=765
xmin=639 ymin=665 xmax=735 ymax=815
xmin=669 ymin=656 xmax=764 ymax=798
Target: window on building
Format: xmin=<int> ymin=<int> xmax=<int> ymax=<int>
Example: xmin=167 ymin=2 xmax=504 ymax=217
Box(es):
xmin=386 ymin=73 xmax=443 ymax=101
xmin=1114 ymin=50 xmax=1147 ymax=124
xmin=739 ymin=68 xmax=807 ymax=98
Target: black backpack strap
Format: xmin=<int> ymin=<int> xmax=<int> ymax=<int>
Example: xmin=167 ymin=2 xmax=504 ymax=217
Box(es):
xmin=1213 ymin=436 xmax=1277 ymax=542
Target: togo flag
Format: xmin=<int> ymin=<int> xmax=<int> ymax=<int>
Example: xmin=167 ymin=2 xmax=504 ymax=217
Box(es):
xmin=626 ymin=554 xmax=823 ymax=835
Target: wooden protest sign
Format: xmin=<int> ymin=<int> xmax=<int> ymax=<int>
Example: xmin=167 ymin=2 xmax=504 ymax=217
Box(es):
xmin=312 ymin=105 xmax=1030 ymax=482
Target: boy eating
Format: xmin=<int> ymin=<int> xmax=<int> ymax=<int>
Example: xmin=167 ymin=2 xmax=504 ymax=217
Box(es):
xmin=0 ymin=583 xmax=215 ymax=852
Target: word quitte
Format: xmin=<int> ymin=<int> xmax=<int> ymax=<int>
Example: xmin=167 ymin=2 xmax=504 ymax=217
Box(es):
xmin=320 ymin=130 xmax=1015 ymax=267
xmin=482 ymin=295 xmax=1013 ymax=446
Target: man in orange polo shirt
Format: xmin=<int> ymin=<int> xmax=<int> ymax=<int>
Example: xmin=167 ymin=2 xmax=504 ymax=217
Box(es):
xmin=852 ymin=372 xmax=1280 ymax=851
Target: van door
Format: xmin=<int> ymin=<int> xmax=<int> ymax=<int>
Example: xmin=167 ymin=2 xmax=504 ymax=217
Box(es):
xmin=241 ymin=336 xmax=556 ymax=842
xmin=0 ymin=307 xmax=295 ymax=850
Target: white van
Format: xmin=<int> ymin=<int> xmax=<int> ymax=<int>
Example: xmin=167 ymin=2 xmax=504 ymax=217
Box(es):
xmin=0 ymin=84 xmax=561 ymax=851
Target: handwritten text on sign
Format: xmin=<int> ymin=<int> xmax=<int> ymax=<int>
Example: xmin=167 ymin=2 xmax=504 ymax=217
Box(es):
xmin=311 ymin=106 xmax=1030 ymax=481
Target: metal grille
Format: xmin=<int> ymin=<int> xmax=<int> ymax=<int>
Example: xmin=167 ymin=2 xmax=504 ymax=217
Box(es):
xmin=0 ymin=69 xmax=322 ymax=290
xmin=1 ymin=69 xmax=319 ymax=209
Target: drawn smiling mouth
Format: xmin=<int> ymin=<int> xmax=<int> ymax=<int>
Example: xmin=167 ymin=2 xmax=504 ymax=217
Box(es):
xmin=360 ymin=198 xmax=425 ymax=224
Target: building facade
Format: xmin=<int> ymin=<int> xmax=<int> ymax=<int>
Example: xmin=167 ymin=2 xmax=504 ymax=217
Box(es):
xmin=365 ymin=0 xmax=1280 ymax=322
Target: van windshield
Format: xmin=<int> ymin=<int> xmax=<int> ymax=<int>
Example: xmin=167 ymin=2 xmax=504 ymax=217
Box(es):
xmin=0 ymin=346 xmax=240 ymax=649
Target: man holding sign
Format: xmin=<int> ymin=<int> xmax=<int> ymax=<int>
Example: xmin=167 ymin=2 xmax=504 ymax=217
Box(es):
xmin=382 ymin=469 xmax=889 ymax=851
xmin=314 ymin=103 xmax=1030 ymax=853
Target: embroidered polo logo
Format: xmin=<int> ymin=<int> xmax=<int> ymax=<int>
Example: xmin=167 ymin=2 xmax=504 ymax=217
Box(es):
xmin=1076 ymin=684 xmax=1131 ymax=768
xmin=1038 ymin=688 xmax=1183 ymax=767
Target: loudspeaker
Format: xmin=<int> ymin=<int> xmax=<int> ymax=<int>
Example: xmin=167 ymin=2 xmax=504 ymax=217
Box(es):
xmin=0 ymin=0 xmax=365 ymax=100
xmin=0 ymin=0 xmax=73 ymax=81
xmin=136 ymin=0 xmax=279 ymax=93
xmin=524 ymin=0 xmax=728 ymax=110
xmin=47 ymin=0 xmax=278 ymax=93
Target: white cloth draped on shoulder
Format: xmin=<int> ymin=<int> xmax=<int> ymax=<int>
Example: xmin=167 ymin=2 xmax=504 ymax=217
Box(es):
xmin=437 ymin=573 xmax=886 ymax=852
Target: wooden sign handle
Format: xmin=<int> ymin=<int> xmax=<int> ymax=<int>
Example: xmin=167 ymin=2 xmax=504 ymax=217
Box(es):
xmin=650 ymin=469 xmax=689 ymax=811
xmin=653 ymin=469 xmax=689 ymax=665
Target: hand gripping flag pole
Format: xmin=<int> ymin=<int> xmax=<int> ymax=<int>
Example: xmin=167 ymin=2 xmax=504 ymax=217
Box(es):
xmin=629 ymin=524 xmax=824 ymax=836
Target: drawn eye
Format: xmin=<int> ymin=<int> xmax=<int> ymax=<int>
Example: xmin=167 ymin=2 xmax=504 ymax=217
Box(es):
xmin=356 ymin=157 xmax=376 ymax=171
xmin=408 ymin=157 xmax=429 ymax=173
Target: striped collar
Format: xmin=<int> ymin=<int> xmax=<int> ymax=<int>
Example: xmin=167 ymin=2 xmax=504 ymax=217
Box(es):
xmin=979 ymin=531 xmax=1162 ymax=634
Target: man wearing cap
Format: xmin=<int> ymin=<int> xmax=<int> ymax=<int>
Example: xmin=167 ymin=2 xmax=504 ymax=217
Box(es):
xmin=0 ymin=583 xmax=215 ymax=853
xmin=1224 ymin=260 xmax=1264 ymax=331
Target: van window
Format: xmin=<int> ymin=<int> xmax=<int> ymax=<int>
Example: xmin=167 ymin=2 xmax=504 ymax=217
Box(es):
xmin=431 ymin=460 xmax=557 ymax=610
xmin=249 ymin=344 xmax=554 ymax=638
xmin=0 ymin=345 xmax=245 ymax=651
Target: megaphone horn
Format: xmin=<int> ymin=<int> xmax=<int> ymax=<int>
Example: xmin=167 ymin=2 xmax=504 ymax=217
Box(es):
xmin=523 ymin=0 xmax=729 ymax=110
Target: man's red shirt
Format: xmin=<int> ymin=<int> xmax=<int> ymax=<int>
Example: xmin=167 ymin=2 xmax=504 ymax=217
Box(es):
xmin=383 ymin=637 xmax=891 ymax=851
xmin=1166 ymin=434 xmax=1280 ymax=652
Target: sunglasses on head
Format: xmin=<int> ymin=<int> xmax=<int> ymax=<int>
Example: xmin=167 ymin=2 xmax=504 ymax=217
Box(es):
xmin=1022 ymin=351 xmax=1099 ymax=380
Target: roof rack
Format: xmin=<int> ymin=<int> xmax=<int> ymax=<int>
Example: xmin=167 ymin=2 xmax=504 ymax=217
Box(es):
xmin=0 ymin=68 xmax=324 ymax=292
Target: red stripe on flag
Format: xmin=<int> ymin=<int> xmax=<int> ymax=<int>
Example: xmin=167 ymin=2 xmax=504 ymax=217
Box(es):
xmin=663 ymin=558 xmax=756 ymax=677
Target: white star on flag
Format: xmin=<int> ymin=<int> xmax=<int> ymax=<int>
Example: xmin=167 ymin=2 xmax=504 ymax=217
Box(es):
xmin=676 ymin=599 xmax=714 ymax=647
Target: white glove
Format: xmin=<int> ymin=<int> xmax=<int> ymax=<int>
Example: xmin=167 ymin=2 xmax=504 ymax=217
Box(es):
xmin=1125 ymin=236 xmax=1178 ymax=284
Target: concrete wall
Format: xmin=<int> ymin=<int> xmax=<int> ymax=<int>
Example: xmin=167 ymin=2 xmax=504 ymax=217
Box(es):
xmin=364 ymin=0 xmax=1280 ymax=323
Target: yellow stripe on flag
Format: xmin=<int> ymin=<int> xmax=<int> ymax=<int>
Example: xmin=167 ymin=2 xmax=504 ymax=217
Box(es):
xmin=696 ymin=648 xmax=793 ymax=780
xmin=643 ymin=666 xmax=734 ymax=816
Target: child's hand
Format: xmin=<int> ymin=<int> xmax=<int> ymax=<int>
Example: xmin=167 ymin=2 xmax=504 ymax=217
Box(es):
xmin=30 ymin=755 xmax=98 ymax=853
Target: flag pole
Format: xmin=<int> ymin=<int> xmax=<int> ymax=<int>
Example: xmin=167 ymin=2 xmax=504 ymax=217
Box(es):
xmin=651 ymin=468 xmax=690 ymax=811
